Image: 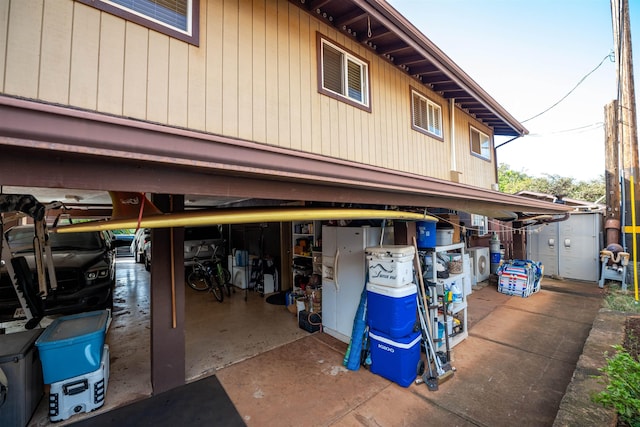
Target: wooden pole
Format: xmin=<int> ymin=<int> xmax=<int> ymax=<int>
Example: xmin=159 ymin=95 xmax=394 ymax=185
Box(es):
xmin=611 ymin=0 xmax=640 ymax=264
xmin=604 ymin=101 xmax=621 ymax=245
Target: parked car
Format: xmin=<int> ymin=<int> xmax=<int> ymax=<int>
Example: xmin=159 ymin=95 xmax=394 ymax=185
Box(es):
xmin=130 ymin=228 xmax=150 ymax=263
xmin=115 ymin=233 xmax=135 ymax=257
xmin=143 ymin=237 xmax=152 ymax=271
xmin=184 ymin=226 xmax=225 ymax=267
xmin=0 ymin=225 xmax=126 ymax=322
xmin=142 ymin=226 xmax=224 ymax=272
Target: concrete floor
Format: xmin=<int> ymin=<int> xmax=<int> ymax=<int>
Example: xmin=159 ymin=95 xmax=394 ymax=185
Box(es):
xmin=25 ymin=258 xmax=606 ymax=427
xmin=27 ymin=257 xmax=309 ymax=426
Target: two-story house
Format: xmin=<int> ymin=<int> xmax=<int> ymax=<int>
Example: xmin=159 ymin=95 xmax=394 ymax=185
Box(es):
xmin=0 ymin=0 xmax=569 ymax=393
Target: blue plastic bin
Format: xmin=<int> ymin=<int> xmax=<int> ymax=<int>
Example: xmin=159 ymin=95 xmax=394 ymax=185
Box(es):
xmin=35 ymin=310 xmax=110 ymax=384
xmin=416 ymin=220 xmax=437 ymax=248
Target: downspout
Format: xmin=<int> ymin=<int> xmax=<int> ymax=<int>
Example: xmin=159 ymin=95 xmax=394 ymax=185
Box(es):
xmin=494 ymin=135 xmax=523 ymax=189
xmin=450 ymin=98 xmax=458 ymax=179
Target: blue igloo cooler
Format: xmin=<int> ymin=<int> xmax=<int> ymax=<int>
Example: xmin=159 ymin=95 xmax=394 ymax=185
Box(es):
xmin=366 ymin=282 xmax=417 ymax=338
xmin=368 ymin=329 xmax=421 ymax=387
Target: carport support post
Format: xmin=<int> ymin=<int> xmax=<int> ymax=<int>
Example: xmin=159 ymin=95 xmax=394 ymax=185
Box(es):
xmin=393 ymin=221 xmax=417 ymax=246
xmin=150 ymin=194 xmax=186 ymax=393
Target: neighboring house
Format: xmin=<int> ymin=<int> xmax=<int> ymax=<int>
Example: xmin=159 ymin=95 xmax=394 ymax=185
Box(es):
xmin=0 ymin=0 xmax=570 ymax=393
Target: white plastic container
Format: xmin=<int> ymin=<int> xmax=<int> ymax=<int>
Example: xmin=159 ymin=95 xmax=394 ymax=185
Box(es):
xmin=48 ymin=344 xmax=110 ymax=422
xmin=365 ymin=245 xmax=415 ymax=287
xmin=436 ymin=229 xmax=454 ymax=246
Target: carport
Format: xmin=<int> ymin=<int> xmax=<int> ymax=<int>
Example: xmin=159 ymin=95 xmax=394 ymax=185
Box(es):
xmin=0 ymin=97 xmax=571 ymax=395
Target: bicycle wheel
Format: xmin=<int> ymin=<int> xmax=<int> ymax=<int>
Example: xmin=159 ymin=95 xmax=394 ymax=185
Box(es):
xmin=187 ymin=267 xmax=210 ymax=291
xmin=209 ymin=281 xmax=224 ymax=302
xmin=219 ymin=267 xmax=232 ymax=296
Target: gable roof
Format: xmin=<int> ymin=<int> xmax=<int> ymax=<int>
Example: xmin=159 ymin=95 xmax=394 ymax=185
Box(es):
xmin=289 ymin=0 xmax=527 ymax=136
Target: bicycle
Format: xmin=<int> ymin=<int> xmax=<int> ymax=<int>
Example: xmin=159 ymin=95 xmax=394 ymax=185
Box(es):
xmin=187 ymin=244 xmax=232 ymax=302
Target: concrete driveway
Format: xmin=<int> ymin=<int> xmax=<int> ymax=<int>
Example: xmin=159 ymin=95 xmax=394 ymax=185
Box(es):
xmin=217 ymin=278 xmax=605 ymax=427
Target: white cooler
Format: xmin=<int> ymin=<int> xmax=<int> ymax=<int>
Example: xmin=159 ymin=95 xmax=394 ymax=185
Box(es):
xmin=365 ymin=245 xmax=415 ymax=287
xmin=48 ymin=344 xmax=110 ymax=422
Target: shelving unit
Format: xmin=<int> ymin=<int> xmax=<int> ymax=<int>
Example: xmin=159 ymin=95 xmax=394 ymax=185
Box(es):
xmin=292 ymin=221 xmax=319 ymax=291
xmin=422 ymin=242 xmax=468 ymax=350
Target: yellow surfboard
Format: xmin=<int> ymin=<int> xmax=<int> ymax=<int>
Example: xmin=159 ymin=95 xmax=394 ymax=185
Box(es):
xmin=54 ymin=192 xmax=437 ymax=233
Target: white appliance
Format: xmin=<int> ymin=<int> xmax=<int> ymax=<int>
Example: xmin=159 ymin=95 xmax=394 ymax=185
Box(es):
xmin=468 ymin=246 xmax=490 ymax=283
xmin=322 ymin=226 xmax=386 ymax=344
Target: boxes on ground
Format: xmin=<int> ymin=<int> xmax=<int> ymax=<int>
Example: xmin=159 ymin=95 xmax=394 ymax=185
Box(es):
xmin=49 ymin=344 xmax=110 ymax=422
xmin=0 ymin=329 xmax=44 ymax=427
xmin=368 ymin=330 xmax=421 ymax=387
xmin=35 ymin=310 xmax=111 ymax=384
xmin=365 ymin=245 xmax=415 ymax=287
xmin=366 ymin=282 xmax=417 ymax=338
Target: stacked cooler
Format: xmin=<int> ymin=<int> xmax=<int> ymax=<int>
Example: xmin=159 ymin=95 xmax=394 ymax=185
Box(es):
xmin=35 ymin=310 xmax=111 ymax=422
xmin=365 ymin=246 xmax=420 ymax=388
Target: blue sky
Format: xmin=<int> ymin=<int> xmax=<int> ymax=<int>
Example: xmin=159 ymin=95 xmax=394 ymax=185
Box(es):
xmin=387 ymin=0 xmax=638 ymax=181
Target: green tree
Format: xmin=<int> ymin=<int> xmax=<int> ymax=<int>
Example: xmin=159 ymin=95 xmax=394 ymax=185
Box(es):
xmin=498 ymin=163 xmax=605 ymax=203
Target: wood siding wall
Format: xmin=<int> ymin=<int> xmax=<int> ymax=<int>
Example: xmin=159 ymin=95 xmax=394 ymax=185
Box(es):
xmin=0 ymin=0 xmax=496 ymax=188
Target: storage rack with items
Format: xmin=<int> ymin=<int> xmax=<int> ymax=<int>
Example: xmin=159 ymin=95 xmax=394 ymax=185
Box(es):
xmin=421 ymin=242 xmax=468 ymax=350
xmin=291 ymin=221 xmax=320 ymax=293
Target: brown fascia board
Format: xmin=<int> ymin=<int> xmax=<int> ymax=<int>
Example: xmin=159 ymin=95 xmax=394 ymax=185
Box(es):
xmin=0 ymin=96 xmax=566 ymax=216
xmin=356 ymin=0 xmax=528 ymax=137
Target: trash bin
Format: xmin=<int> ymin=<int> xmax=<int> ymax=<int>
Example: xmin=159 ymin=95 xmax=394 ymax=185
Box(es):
xmin=0 ymin=328 xmax=44 ymax=427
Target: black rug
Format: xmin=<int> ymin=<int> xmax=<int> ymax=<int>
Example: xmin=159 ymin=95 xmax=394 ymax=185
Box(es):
xmin=70 ymin=375 xmax=245 ymax=427
xmin=265 ymin=291 xmax=287 ymax=305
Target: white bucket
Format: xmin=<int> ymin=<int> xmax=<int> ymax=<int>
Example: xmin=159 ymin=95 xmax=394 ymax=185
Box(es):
xmin=296 ymin=298 xmax=306 ymax=315
xmin=436 ymin=229 xmax=454 ymax=246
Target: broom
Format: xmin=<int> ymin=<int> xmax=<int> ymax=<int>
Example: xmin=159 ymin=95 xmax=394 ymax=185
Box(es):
xmin=412 ymin=237 xmax=454 ymax=385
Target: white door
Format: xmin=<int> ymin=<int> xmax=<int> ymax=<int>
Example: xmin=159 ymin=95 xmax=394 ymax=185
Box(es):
xmin=528 ymin=223 xmax=559 ymax=276
xmin=528 ymin=213 xmax=601 ymax=282
xmin=559 ymin=214 xmax=600 ymax=281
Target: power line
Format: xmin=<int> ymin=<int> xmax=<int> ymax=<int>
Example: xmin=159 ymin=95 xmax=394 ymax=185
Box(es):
xmin=527 ymin=122 xmax=604 ymax=137
xmin=521 ymin=52 xmax=614 ymax=123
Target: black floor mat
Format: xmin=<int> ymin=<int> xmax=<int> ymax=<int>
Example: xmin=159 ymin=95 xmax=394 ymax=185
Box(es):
xmin=70 ymin=375 xmax=245 ymax=427
xmin=265 ymin=291 xmax=287 ymax=305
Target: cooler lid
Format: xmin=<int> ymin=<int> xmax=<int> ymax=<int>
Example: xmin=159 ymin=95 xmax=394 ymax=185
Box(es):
xmin=0 ymin=329 xmax=43 ymax=362
xmin=36 ymin=310 xmax=110 ymax=346
xmin=366 ymin=282 xmax=417 ymax=298
xmin=365 ymin=245 xmax=415 ymax=257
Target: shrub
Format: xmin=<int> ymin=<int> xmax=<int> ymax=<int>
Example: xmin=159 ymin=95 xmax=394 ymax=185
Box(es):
xmin=593 ymin=345 xmax=640 ymax=426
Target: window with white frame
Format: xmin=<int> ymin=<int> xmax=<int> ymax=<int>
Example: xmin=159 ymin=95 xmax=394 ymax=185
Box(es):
xmin=411 ymin=89 xmax=443 ymax=138
xmin=77 ymin=0 xmax=198 ymax=45
xmin=471 ymin=214 xmax=488 ymax=236
xmin=318 ymin=36 xmax=370 ymax=110
xmin=470 ymin=126 xmax=491 ymax=160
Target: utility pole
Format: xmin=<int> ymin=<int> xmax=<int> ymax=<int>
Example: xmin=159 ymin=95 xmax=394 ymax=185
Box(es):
xmin=604 ymin=100 xmax=621 ymax=245
xmin=611 ymin=0 xmax=639 ymax=284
